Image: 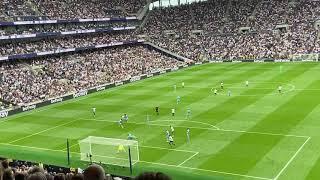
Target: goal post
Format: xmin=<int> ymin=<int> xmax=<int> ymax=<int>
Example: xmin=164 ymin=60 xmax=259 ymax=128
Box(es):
xmin=78 ymin=136 xmax=139 ymax=167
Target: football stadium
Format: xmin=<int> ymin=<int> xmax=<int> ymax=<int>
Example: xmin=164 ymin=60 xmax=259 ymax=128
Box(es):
xmin=0 ymin=0 xmax=320 ymax=180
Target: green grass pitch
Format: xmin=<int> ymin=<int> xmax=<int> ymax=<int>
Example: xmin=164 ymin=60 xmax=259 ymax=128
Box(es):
xmin=1 ymin=62 xmax=320 ymax=180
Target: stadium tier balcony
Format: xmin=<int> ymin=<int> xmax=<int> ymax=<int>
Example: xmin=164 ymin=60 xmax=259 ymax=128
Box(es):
xmin=0 ymin=20 xmax=139 ymax=36
xmin=0 ymin=31 xmax=136 ymax=56
xmin=0 ymin=45 xmax=184 ymax=105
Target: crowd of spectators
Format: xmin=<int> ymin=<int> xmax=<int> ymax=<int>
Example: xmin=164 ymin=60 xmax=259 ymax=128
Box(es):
xmin=0 ymin=0 xmax=147 ymax=21
xmin=0 ymin=0 xmax=320 ymax=104
xmin=0 ymin=21 xmax=139 ymax=36
xmin=144 ymin=0 xmax=228 ymax=35
xmin=0 ymin=101 xmax=9 ymax=110
xmin=0 ymin=159 xmax=172 ymax=180
xmin=222 ymin=0 xmax=260 ymax=33
xmin=31 ymin=0 xmax=147 ymax=19
xmin=150 ymin=20 xmax=318 ymax=61
xmin=248 ymin=0 xmax=288 ymax=31
xmin=0 ymin=45 xmax=184 ymax=105
xmin=142 ymin=0 xmax=320 ymax=61
xmin=144 ymin=0 xmax=320 ymax=34
xmin=0 ymin=31 xmax=136 ymax=56
xmin=0 ymin=0 xmax=36 ymax=19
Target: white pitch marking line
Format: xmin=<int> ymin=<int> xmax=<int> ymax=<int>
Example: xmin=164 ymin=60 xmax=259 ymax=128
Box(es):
xmin=79 ymin=118 xmax=310 ymax=138
xmin=150 ymin=119 xmax=220 ymax=130
xmin=61 ymin=143 xmax=78 ymax=151
xmin=273 ymin=137 xmax=311 ymax=180
xmin=9 ymin=119 xmax=78 ymax=144
xmin=140 ymin=145 xmax=197 ymax=153
xmin=210 ymin=83 xmax=295 ymax=97
xmin=0 ymin=92 xmax=97 ymax=124
xmin=217 ymin=128 xmax=310 ymax=139
xmin=139 ymin=160 xmax=273 ymax=180
xmin=79 ymin=118 xmax=220 ymax=130
xmin=1 ymin=143 xmax=271 ymax=179
xmin=178 ymin=152 xmax=199 ymax=167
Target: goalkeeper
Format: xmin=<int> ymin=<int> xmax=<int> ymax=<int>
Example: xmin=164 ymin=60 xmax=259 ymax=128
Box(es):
xmin=117 ymin=144 xmax=126 ymax=153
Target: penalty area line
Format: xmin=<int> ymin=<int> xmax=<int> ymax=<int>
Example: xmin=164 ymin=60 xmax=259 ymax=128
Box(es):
xmin=273 ymin=137 xmax=311 ymax=180
xmin=178 ymin=151 xmax=199 ymax=167
xmin=0 ymin=143 xmax=271 ymax=180
xmin=139 ymin=160 xmax=272 ymax=180
xmin=9 ymin=119 xmax=78 ymax=144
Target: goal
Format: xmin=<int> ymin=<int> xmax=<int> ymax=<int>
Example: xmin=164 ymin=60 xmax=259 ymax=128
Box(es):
xmin=78 ymin=136 xmax=139 ymax=167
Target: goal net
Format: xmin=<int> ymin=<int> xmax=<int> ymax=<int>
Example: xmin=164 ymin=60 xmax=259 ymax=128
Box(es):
xmin=79 ymin=136 xmax=139 ymax=167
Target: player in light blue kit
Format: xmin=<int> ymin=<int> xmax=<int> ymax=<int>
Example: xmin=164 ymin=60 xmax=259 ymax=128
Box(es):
xmin=187 ymin=128 xmax=190 ymax=143
xmin=228 ymin=90 xmax=231 ymax=96
xmin=173 ymin=84 xmax=177 ymax=92
xmin=177 ymin=96 xmax=181 ymax=104
xmin=186 ymin=107 xmax=191 ymax=120
xmin=127 ymin=133 xmax=137 ymax=140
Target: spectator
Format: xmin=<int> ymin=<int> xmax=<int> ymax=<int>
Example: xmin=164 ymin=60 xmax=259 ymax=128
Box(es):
xmin=15 ymin=172 xmax=27 ymax=180
xmin=3 ymin=168 xmax=14 ymax=180
xmin=26 ymin=172 xmax=46 ymax=180
xmin=83 ymin=165 xmax=105 ymax=180
xmin=135 ymin=172 xmax=171 ymax=180
xmin=70 ymin=174 xmax=83 ymax=180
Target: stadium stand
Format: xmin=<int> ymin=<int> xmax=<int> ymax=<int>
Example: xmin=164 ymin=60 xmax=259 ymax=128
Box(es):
xmin=0 ymin=21 xmax=139 ymax=36
xmin=0 ymin=101 xmax=9 ymax=110
xmin=143 ymin=0 xmax=320 ymax=61
xmin=31 ymin=0 xmax=148 ymax=19
xmin=0 ymin=45 xmax=184 ymax=105
xmin=0 ymin=31 xmax=136 ymax=56
xmin=0 ymin=0 xmax=148 ymax=21
xmin=1 ymin=0 xmax=320 ymax=179
xmin=150 ymin=25 xmax=318 ymax=61
xmin=144 ymin=0 xmax=228 ymax=34
xmin=0 ymin=0 xmax=37 ymax=20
